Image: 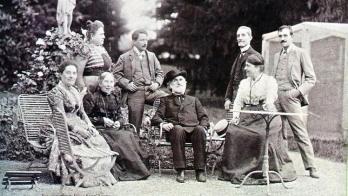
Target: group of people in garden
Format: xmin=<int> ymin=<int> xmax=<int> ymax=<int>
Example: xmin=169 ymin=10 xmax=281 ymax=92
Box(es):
xmin=43 ymin=19 xmax=319 ymax=187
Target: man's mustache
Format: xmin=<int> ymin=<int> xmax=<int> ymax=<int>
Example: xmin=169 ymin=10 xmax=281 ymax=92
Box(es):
xmin=280 ymin=40 xmax=286 ymax=43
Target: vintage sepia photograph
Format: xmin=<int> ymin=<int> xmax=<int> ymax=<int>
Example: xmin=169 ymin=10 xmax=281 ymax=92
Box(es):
xmin=0 ymin=0 xmax=347 ymax=195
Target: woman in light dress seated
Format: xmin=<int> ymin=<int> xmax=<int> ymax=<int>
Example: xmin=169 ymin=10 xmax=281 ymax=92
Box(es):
xmin=47 ymin=60 xmax=117 ymax=187
xmin=218 ymin=54 xmax=296 ymax=184
xmin=83 ymin=72 xmax=150 ymax=181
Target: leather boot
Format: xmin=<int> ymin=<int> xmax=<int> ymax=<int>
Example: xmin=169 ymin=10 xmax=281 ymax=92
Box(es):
xmin=309 ymin=168 xmax=319 ymax=178
xmin=176 ymin=169 xmax=185 ymax=183
xmin=195 ymin=170 xmax=206 ymax=182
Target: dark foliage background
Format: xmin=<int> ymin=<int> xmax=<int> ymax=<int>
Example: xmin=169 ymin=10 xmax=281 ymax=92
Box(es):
xmin=154 ymin=0 xmax=348 ymax=96
xmin=0 ymin=0 xmax=125 ymax=91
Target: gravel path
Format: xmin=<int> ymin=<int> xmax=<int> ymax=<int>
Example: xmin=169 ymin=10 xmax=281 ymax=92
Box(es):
xmin=0 ymin=152 xmax=346 ymax=196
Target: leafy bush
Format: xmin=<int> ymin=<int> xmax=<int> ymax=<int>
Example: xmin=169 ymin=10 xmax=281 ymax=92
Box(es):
xmin=0 ymin=0 xmax=57 ymax=90
xmin=0 ymin=0 xmax=125 ymax=91
xmin=13 ymin=29 xmax=88 ymax=93
xmin=0 ymin=92 xmax=37 ymax=161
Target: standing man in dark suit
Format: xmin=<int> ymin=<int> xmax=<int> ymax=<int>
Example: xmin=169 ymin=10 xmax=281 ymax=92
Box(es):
xmin=271 ymin=25 xmax=318 ymax=178
xmin=113 ymin=29 xmax=167 ymax=133
xmin=152 ymin=70 xmax=209 ymax=183
xmin=224 ymin=26 xmax=261 ymax=110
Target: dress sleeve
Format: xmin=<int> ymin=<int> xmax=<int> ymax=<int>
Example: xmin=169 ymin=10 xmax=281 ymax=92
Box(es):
xmin=79 ymin=102 xmax=93 ymax=126
xmin=232 ymin=79 xmax=246 ymax=118
xmin=82 ymin=93 xmax=104 ymax=126
xmin=75 ymin=45 xmax=90 ymax=91
xmin=265 ymin=76 xmax=278 ymax=105
xmin=48 ymin=87 xmax=76 ymax=130
xmin=47 ymin=87 xmax=65 ymax=112
xmin=101 ymin=52 xmax=113 ymax=71
xmin=114 ymin=91 xmax=125 ymax=126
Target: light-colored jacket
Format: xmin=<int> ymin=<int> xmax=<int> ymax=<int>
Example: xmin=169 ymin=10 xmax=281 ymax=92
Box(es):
xmin=113 ymin=48 xmax=164 ymax=90
xmin=270 ymin=44 xmax=316 ymax=105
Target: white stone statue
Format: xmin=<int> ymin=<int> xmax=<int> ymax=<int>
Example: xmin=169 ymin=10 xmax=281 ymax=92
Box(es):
xmin=56 ymin=0 xmax=76 ymax=35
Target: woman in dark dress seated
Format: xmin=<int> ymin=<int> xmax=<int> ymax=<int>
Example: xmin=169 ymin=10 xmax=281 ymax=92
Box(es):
xmin=83 ymin=72 xmax=150 ymax=181
xmin=218 ymin=54 xmax=296 ymax=184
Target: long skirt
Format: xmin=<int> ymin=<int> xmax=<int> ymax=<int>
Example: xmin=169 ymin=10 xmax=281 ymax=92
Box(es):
xmin=218 ymin=106 xmax=297 ymax=184
xmin=48 ymin=134 xmax=117 ymax=187
xmin=42 ymin=113 xmax=117 ymax=187
xmin=98 ymin=126 xmax=151 ymax=181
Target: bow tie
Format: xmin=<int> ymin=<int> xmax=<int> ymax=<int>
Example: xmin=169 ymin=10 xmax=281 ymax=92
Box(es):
xmin=173 ymin=93 xmax=184 ymax=97
xmin=282 ymin=48 xmax=288 ymax=55
xmin=239 ymin=51 xmax=246 ymax=58
xmin=138 ymin=51 xmax=146 ymax=59
xmin=173 ymin=94 xmax=185 ymax=103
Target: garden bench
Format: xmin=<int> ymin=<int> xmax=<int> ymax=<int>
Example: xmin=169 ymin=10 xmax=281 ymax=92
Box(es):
xmin=2 ymin=171 xmax=42 ymax=190
xmin=147 ymin=98 xmax=225 ymax=175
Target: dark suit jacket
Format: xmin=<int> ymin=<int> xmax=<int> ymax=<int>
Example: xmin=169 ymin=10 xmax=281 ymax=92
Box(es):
xmin=225 ymin=47 xmax=260 ymax=100
xmin=113 ymin=48 xmax=164 ymax=90
xmin=152 ymin=94 xmax=209 ymax=128
xmin=270 ymin=44 xmax=316 ymax=106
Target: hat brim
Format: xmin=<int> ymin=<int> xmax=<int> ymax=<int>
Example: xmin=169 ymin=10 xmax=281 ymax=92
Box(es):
xmin=213 ymin=119 xmax=229 ymax=136
xmin=164 ymin=71 xmax=187 ymax=87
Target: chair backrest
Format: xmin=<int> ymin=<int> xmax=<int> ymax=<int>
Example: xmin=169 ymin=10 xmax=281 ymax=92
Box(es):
xmin=149 ymin=98 xmax=161 ymax=138
xmin=226 ymin=104 xmax=233 ymax=122
xmin=51 ymin=109 xmax=73 ymax=155
xmin=120 ymin=106 xmax=129 ymax=124
xmin=152 ymin=98 xmax=161 ymax=114
xmin=18 ymin=94 xmax=52 ymax=143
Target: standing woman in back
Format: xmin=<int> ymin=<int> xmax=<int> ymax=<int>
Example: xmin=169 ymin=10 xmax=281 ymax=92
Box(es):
xmin=76 ymin=20 xmax=113 ymax=93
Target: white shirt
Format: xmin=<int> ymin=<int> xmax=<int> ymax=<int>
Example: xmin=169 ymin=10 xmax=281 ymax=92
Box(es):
xmin=240 ymin=45 xmax=250 ymax=53
xmin=133 ymin=46 xmax=146 ymax=59
xmin=233 ymin=74 xmax=278 ymax=118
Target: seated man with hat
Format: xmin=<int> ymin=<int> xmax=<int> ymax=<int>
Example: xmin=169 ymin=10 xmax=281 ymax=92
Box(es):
xmin=152 ymin=69 xmax=209 ymax=183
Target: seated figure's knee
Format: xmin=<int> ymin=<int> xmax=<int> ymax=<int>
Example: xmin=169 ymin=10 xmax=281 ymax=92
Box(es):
xmin=194 ymin=125 xmax=206 ymax=134
xmin=170 ymin=125 xmax=185 ymax=136
xmin=174 ymin=125 xmax=184 ymax=130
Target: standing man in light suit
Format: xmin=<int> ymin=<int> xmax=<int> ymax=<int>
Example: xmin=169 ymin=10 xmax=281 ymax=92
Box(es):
xmin=271 ymin=25 xmax=319 ymax=178
xmin=224 ymin=26 xmax=261 ymax=110
xmin=113 ymin=29 xmax=167 ymax=133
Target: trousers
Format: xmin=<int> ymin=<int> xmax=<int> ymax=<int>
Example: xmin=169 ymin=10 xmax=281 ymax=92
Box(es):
xmin=166 ymin=125 xmax=206 ymax=170
xmin=277 ymin=90 xmax=316 ymax=170
xmin=127 ymin=88 xmax=167 ymax=132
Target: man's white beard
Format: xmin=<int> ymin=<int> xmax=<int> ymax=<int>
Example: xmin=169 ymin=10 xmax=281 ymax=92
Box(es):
xmin=171 ymin=84 xmax=186 ymax=95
